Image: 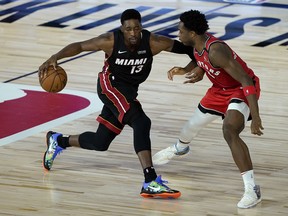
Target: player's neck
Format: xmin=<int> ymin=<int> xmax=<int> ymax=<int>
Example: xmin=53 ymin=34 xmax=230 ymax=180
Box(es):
xmin=194 ymin=34 xmax=208 ymax=53
xmin=125 ymin=40 xmax=141 ymax=52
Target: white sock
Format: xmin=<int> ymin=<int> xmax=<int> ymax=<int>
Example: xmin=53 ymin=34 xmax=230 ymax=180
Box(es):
xmin=175 ymin=140 xmax=189 ymax=151
xmin=241 ymin=170 xmax=256 ymax=190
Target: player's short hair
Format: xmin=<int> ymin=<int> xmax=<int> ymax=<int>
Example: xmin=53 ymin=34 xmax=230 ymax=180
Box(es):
xmin=180 ymin=10 xmax=209 ymax=35
xmin=121 ymin=9 xmax=141 ymax=24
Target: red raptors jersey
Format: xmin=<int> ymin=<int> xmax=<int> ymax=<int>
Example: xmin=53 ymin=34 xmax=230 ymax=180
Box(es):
xmin=194 ymin=33 xmax=255 ymax=89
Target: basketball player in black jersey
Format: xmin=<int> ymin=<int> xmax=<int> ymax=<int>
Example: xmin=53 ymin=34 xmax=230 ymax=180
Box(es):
xmin=38 ymin=9 xmax=203 ymax=198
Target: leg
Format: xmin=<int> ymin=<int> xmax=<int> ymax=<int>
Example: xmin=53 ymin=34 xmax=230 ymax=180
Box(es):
xmin=153 ymin=107 xmax=217 ymax=165
xmin=123 ymin=102 xmax=154 ymax=179
xmin=178 ymin=107 xmax=218 ymax=143
xmin=43 ymin=106 xmax=122 ymax=170
xmin=224 ymin=102 xmax=261 ymax=208
xmin=69 ymin=104 xmax=123 ymax=150
xmin=123 ymin=102 xmax=181 ymax=199
xmin=223 ymin=109 xmax=252 ymax=172
xmin=131 ymin=114 xmax=154 ymax=178
xmin=62 ymin=123 xmax=118 ymax=150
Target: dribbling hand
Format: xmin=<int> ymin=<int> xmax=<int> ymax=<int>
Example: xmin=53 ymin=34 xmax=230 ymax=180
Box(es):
xmin=38 ymin=55 xmax=58 ymax=79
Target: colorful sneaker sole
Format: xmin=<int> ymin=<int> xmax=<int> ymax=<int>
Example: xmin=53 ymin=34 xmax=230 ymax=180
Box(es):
xmin=42 ymin=151 xmax=50 ymax=171
xmin=140 ymin=191 xmax=181 ymax=199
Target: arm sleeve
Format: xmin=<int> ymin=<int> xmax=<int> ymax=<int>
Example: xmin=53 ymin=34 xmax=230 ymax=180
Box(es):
xmin=171 ymin=40 xmax=196 ymax=62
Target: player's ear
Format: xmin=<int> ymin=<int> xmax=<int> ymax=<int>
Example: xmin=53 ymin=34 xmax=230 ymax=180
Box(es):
xmin=120 ymin=25 xmax=124 ymax=33
xmin=190 ymin=30 xmax=197 ymax=38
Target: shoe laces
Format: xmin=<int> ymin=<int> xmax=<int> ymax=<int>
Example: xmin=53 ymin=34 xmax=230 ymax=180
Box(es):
xmin=52 ymin=146 xmax=63 ymax=160
xmin=155 ymin=175 xmax=170 ymax=189
xmin=47 ymin=136 xmax=63 ymax=160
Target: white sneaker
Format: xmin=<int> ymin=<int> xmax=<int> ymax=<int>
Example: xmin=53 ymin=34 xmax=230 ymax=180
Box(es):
xmin=152 ymin=144 xmax=190 ymax=165
xmin=237 ymin=185 xmax=262 ymax=209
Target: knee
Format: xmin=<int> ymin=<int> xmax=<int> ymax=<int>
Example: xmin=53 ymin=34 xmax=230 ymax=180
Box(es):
xmin=222 ymin=111 xmax=245 ymax=142
xmin=131 ymin=113 xmax=151 ymax=134
xmin=141 ymin=114 xmax=151 ymax=130
xmin=222 ymin=123 xmax=233 ymax=143
xmin=131 ymin=113 xmax=152 ymax=153
xmin=123 ymin=101 xmax=151 ymax=131
xmin=222 ymin=122 xmax=241 ymax=145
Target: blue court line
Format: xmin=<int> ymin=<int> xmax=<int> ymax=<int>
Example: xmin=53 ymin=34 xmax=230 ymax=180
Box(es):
xmin=193 ymin=0 xmax=288 ymax=8
xmin=3 ymin=51 xmax=95 ymax=83
xmin=2 ymin=3 xmax=233 ymax=83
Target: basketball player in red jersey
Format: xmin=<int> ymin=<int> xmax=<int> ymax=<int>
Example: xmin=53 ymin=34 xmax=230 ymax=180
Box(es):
xmin=153 ymin=10 xmax=264 ymax=208
xmin=38 ymin=9 xmax=203 ymax=199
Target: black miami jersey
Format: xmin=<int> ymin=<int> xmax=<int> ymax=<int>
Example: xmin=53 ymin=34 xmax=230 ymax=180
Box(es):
xmin=103 ymin=29 xmax=153 ymax=85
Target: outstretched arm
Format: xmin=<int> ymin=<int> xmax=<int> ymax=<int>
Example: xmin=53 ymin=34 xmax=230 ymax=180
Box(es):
xmin=38 ymin=32 xmax=114 ymax=78
xmin=149 ymin=33 xmax=195 ymax=59
xmin=149 ymin=33 xmax=204 ymax=82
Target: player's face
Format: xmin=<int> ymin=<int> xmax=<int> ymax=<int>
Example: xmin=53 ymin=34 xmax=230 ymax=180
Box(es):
xmin=177 ymin=22 xmax=194 ymax=46
xmin=121 ymin=19 xmax=142 ymax=46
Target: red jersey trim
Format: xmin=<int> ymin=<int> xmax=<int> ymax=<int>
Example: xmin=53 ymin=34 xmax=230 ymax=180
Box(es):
xmin=99 ymin=70 xmax=130 ymax=123
xmin=96 ymin=116 xmax=122 ymax=134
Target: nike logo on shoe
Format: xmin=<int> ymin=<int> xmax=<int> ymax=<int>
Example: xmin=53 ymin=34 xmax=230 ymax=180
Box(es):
xmin=147 ymin=185 xmax=161 ymax=192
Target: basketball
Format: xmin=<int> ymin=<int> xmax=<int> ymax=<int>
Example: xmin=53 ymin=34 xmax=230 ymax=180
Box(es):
xmin=39 ymin=65 xmax=67 ymax=93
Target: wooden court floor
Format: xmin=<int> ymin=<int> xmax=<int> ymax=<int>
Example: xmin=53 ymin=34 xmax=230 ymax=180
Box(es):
xmin=0 ymin=0 xmax=287 ymax=215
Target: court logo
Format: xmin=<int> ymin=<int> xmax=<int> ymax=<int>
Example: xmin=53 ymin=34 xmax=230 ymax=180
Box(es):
xmin=0 ymin=83 xmax=103 ymax=146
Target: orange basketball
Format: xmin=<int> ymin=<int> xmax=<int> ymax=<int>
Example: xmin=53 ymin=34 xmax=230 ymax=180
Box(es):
xmin=39 ymin=65 xmax=67 ymax=93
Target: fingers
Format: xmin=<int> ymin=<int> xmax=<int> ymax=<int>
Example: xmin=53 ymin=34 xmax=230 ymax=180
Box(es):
xmin=38 ymin=56 xmax=58 ymax=79
xmin=183 ymin=79 xmax=197 ymax=84
xmin=167 ymin=67 xmax=202 ymax=83
xmin=184 ymin=67 xmax=204 ymax=84
xmin=52 ymin=62 xmax=57 ymax=70
xmin=38 ymin=63 xmax=51 ymax=79
xmin=252 ymin=129 xmax=263 ymax=136
xmin=167 ymin=70 xmax=174 ymax=81
xmin=251 ymin=124 xmax=264 ymax=136
xmin=184 ymin=72 xmax=201 ymax=84
xmin=183 ymin=73 xmax=195 ymax=84
xmin=183 ymin=79 xmax=193 ymax=84
xmin=167 ymin=67 xmax=180 ymax=81
xmin=185 ymin=72 xmax=195 ymax=79
xmin=38 ymin=64 xmax=47 ymax=80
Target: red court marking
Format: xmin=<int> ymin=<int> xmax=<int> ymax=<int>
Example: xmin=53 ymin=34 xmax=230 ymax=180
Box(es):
xmin=0 ymin=90 xmax=90 ymax=139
